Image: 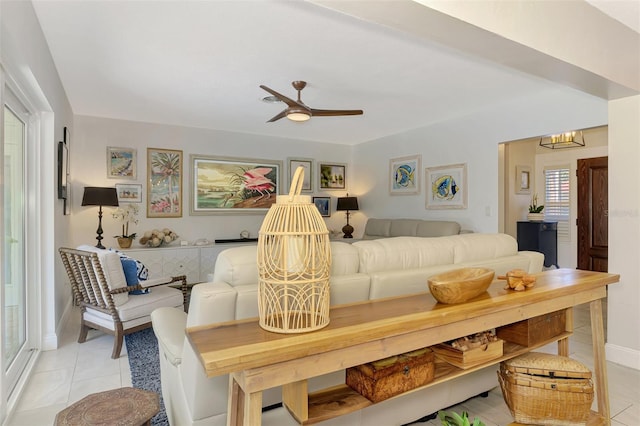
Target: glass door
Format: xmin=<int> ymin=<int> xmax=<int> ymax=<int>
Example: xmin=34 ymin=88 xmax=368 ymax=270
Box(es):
xmin=3 ymin=94 xmax=31 ymax=395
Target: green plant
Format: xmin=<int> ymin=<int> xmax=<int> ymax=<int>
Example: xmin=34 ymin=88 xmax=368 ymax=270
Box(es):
xmin=438 ymin=410 xmax=485 ymax=426
xmin=528 ymin=193 xmax=544 ymax=213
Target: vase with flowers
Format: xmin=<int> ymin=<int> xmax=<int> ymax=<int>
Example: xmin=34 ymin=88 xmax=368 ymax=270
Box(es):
xmin=527 ymin=193 xmax=545 ymax=221
xmin=112 ymin=204 xmax=139 ymax=248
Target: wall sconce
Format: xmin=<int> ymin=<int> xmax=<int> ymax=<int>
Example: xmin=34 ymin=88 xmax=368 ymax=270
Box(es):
xmin=81 ymin=187 xmax=119 ymax=249
xmin=336 ymin=194 xmax=359 ymax=238
xmin=539 ymin=131 xmax=585 ymax=149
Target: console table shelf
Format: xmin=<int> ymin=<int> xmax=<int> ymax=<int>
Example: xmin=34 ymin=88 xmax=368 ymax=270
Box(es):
xmin=187 ymin=269 xmax=618 ymax=426
xmin=304 ymin=332 xmax=574 ymax=425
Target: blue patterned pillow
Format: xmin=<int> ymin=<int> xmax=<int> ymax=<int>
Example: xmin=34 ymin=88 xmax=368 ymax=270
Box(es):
xmin=111 ymin=249 xmax=149 ymax=295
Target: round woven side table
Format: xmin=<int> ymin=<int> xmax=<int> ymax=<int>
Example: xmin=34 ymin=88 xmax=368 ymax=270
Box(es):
xmin=55 ymin=387 xmax=159 ymax=426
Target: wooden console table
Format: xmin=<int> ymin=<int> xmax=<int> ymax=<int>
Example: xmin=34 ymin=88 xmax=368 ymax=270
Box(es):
xmin=187 ymin=269 xmax=619 ymax=426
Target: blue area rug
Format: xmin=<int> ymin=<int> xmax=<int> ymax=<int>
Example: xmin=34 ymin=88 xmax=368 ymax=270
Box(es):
xmin=125 ymin=328 xmax=169 ymax=426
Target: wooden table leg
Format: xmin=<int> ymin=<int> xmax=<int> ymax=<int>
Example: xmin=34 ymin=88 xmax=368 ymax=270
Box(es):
xmin=590 ymin=299 xmax=611 ymax=425
xmin=558 ymin=307 xmax=573 ymax=356
xmin=227 ymin=373 xmax=263 ymax=426
xmin=227 ymin=374 xmax=243 ymax=426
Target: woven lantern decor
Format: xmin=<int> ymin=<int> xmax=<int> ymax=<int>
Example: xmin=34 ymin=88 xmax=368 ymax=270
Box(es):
xmin=257 ymin=166 xmax=331 ymax=333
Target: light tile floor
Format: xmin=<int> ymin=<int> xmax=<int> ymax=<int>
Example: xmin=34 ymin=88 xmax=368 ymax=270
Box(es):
xmin=5 ymin=303 xmax=639 ymax=426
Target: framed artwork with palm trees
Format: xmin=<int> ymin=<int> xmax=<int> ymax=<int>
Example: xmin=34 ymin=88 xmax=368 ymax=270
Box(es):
xmin=189 ymin=154 xmax=282 ymax=215
xmin=147 ymin=148 xmax=183 ymax=218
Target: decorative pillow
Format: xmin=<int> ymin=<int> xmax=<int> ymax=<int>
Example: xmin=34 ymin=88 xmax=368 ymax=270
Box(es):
xmin=120 ymin=258 xmax=147 ymax=295
xmin=110 ymin=248 xmax=150 ymax=295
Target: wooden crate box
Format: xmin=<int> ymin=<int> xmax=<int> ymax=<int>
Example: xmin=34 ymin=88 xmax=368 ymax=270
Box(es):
xmin=346 ymin=348 xmax=434 ymax=403
xmin=432 ymin=339 xmax=503 ymax=369
xmin=496 ymin=309 xmax=566 ymax=347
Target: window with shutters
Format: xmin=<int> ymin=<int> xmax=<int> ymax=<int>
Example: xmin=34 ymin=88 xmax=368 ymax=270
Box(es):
xmin=544 ymin=166 xmax=570 ymax=242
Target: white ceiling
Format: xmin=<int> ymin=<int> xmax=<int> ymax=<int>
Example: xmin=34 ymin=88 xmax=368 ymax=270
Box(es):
xmin=31 ymin=0 xmax=640 ymax=145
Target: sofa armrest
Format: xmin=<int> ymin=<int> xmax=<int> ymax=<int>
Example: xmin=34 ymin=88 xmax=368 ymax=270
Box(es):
xmin=151 ymin=307 xmax=187 ymax=366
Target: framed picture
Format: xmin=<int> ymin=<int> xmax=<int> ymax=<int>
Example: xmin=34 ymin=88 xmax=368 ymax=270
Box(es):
xmin=147 ymin=148 xmax=182 ymax=217
xmin=190 ymin=154 xmax=282 ymax=215
xmin=107 ymin=146 xmax=136 ymax=179
xmin=287 ymin=157 xmax=313 ymax=192
xmin=425 ymin=163 xmax=468 ymax=209
xmin=516 ymin=165 xmax=531 ymax=194
xmin=390 ymin=154 xmax=421 ymax=195
xmin=57 ymin=140 xmax=68 ymax=200
xmin=313 ymin=196 xmax=331 ymax=217
xmin=319 ymin=162 xmax=346 ymax=190
xmin=116 ymin=183 xmax=143 ymax=203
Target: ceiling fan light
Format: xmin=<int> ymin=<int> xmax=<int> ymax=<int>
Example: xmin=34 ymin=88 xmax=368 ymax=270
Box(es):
xmin=286 ymin=109 xmax=311 ymax=122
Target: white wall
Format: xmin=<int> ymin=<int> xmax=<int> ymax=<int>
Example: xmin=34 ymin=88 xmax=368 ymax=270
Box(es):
xmin=353 ymin=88 xmax=608 ymax=234
xmin=0 ymin=1 xmax=73 ymax=349
xmin=607 ymin=95 xmax=640 ymax=369
xmin=71 ymin=116 xmax=353 ymax=248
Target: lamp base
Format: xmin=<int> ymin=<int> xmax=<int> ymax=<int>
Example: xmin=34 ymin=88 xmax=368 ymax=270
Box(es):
xmin=342 ymin=224 xmax=354 ymax=238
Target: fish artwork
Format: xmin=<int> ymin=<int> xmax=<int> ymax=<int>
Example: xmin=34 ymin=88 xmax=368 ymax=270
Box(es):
xmin=433 ymin=175 xmax=458 ymax=200
xmin=394 ymin=164 xmax=414 ymax=188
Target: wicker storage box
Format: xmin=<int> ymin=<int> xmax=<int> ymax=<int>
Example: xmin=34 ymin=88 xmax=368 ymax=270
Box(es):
xmin=346 ymin=348 xmax=434 ymax=403
xmin=432 ymin=338 xmax=503 ymax=369
xmin=497 ymin=310 xmax=566 ymax=347
xmin=498 ymin=352 xmax=594 ymax=426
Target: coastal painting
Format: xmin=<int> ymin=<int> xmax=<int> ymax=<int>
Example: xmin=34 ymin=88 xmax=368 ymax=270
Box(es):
xmin=107 ymin=147 xmax=136 ymax=178
xmin=190 ymin=155 xmax=282 ymax=214
xmin=147 ymin=148 xmax=182 ymax=217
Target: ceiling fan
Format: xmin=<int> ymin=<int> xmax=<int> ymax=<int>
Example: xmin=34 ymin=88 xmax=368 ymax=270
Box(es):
xmin=259 ymin=81 xmax=363 ymax=123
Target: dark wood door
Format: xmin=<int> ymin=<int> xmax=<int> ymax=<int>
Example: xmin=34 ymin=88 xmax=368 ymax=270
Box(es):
xmin=577 ymin=156 xmax=608 ymax=271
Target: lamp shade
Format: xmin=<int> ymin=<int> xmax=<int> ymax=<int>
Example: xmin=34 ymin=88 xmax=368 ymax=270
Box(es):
xmin=81 ymin=187 xmax=119 ymax=207
xmin=337 ymin=196 xmax=359 ymax=211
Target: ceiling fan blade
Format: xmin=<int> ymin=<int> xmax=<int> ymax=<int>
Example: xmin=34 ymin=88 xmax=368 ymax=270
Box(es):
xmin=266 ymin=110 xmax=288 ymax=122
xmin=310 ymin=108 xmax=364 ymax=117
xmin=259 ymin=85 xmax=301 ymax=108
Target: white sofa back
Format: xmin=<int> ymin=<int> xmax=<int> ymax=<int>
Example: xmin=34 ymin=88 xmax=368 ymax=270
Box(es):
xmin=353 ymin=234 xmax=542 ymax=299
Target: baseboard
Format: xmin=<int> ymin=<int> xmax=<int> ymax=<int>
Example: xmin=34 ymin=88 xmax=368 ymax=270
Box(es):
xmin=42 ymin=298 xmax=73 ymax=350
xmin=606 ymin=342 xmax=640 ymax=370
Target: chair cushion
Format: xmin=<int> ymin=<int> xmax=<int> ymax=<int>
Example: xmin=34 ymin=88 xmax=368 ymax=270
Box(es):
xmin=84 ymin=286 xmax=183 ymax=331
xmin=76 ymin=245 xmax=128 ymax=306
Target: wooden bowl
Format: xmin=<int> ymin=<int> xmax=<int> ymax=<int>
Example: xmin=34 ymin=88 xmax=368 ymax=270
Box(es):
xmin=427 ymin=267 xmax=495 ymax=304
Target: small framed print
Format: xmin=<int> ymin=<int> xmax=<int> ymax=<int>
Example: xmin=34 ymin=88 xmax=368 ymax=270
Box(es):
xmin=390 ymin=154 xmax=421 ymax=195
xmin=116 ymin=183 xmax=143 ymax=203
xmin=287 ymin=157 xmax=313 ymax=192
xmin=107 ymin=147 xmax=136 ymax=179
xmin=425 ymin=163 xmax=468 ymax=209
xmin=313 ymin=196 xmax=331 ymax=217
xmin=319 ymin=162 xmax=346 ymax=190
xmin=516 ymin=165 xmax=531 ymax=194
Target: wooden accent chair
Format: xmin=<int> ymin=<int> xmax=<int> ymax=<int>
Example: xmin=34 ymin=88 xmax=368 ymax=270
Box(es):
xmin=59 ymin=246 xmax=188 ymax=359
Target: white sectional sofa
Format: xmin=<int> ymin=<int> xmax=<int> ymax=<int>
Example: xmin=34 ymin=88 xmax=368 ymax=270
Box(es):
xmin=151 ymin=233 xmax=544 ymax=426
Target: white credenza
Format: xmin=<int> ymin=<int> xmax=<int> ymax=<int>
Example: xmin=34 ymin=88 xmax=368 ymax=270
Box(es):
xmin=122 ymin=242 xmax=257 ymax=284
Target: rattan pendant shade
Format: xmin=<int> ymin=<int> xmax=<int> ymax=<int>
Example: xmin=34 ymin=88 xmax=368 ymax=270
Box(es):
xmin=257 ymin=166 xmax=331 ymax=333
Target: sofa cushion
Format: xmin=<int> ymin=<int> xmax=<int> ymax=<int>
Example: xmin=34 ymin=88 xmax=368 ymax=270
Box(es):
xmin=330 ymin=241 xmax=360 ymax=275
xmin=212 ymin=245 xmax=259 ymax=287
xmin=451 ymin=233 xmax=517 ymax=264
xmin=76 ymin=245 xmax=128 ymax=306
xmin=416 ymin=221 xmax=461 ymax=237
xmin=363 ymin=218 xmax=391 ymax=239
xmin=389 ymin=219 xmax=420 ymax=237
xmin=354 ymin=237 xmax=456 ymax=274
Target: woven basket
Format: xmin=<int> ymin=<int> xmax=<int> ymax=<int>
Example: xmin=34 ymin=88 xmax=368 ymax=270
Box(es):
xmin=498 ymin=353 xmax=594 ymax=426
xmin=257 ymin=166 xmax=331 ymax=333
